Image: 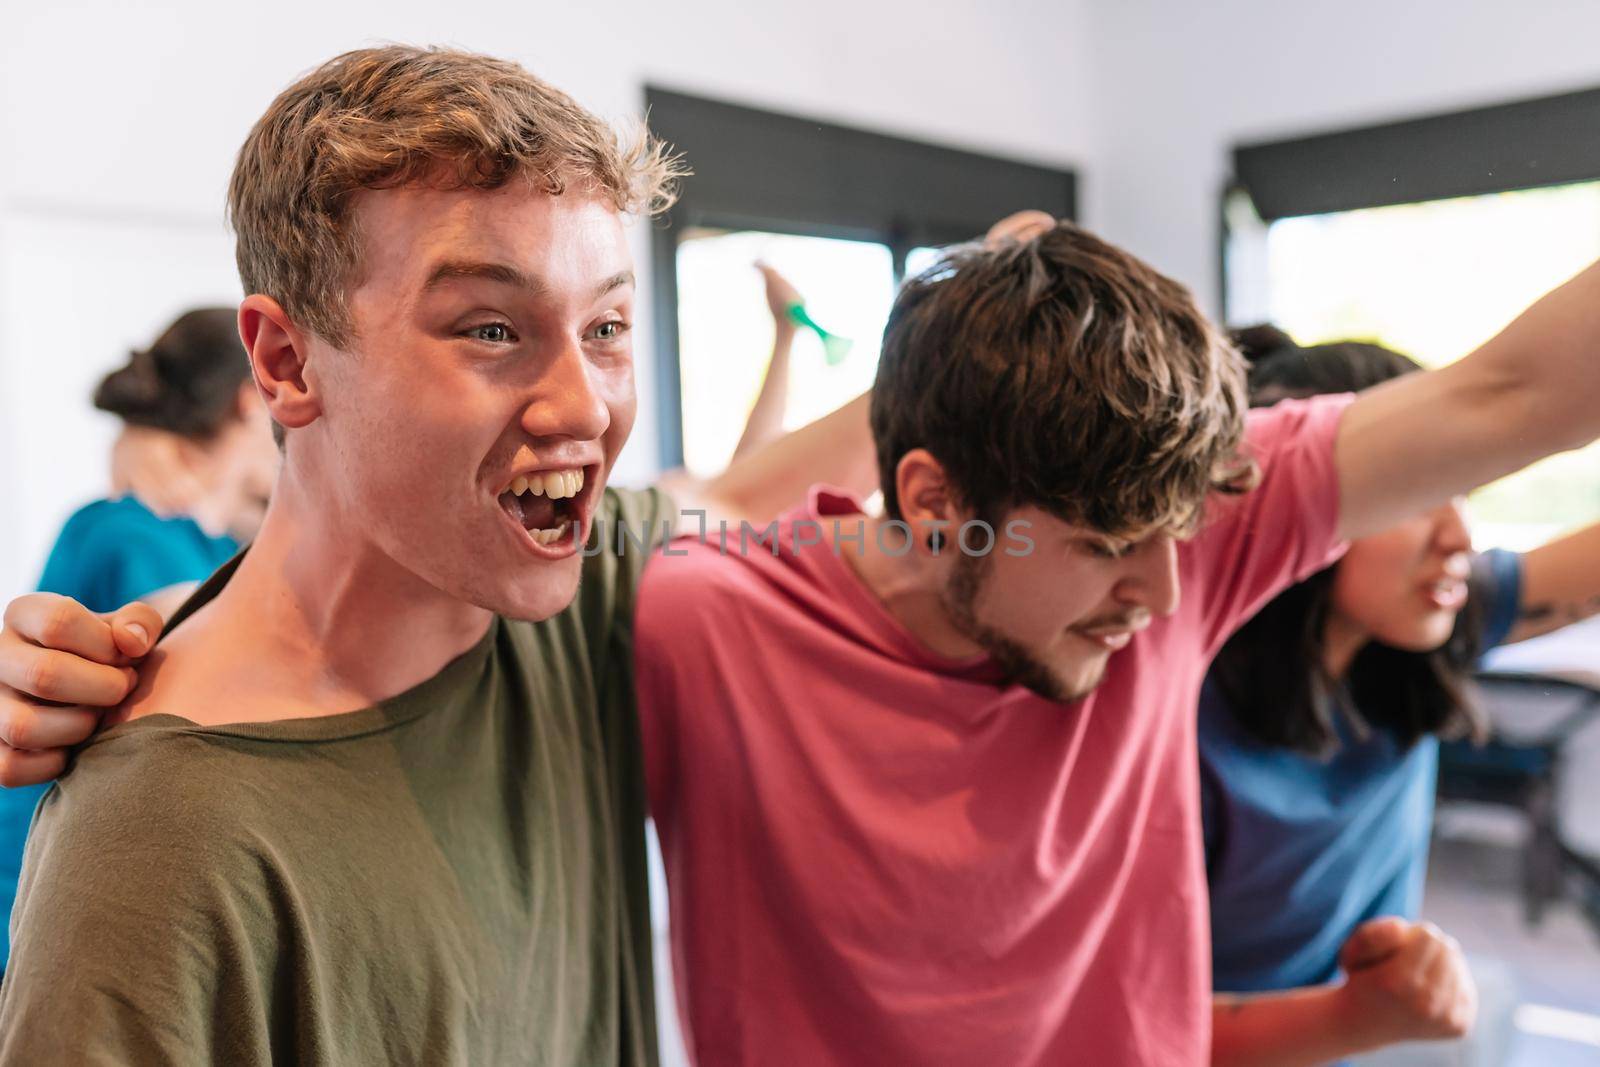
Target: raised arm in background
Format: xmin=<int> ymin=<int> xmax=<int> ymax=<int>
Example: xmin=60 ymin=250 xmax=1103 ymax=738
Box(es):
xmin=730 ymin=262 xmax=802 ymax=461
xmin=1335 ymin=259 xmax=1600 ymax=541
xmin=1503 ymin=518 xmax=1600 ymax=645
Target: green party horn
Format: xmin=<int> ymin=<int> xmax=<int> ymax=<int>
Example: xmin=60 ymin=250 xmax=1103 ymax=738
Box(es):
xmin=786 ymin=302 xmax=854 ymax=365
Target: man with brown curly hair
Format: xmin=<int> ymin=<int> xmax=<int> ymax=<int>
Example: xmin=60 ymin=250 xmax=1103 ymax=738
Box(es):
xmin=632 ymin=216 xmax=1600 ymax=1065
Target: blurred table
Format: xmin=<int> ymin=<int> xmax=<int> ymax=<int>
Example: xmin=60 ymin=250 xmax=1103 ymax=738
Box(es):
xmin=1485 ymin=616 xmax=1600 ymax=691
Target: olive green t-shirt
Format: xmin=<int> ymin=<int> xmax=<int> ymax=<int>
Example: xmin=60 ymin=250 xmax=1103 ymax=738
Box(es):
xmin=0 ymin=487 xmax=672 ymax=1066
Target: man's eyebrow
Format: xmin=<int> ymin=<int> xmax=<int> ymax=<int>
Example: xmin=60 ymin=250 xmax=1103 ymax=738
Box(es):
xmin=421 ymin=263 xmax=634 ymax=301
xmin=595 ymin=271 xmax=634 ymax=298
xmin=423 ymin=260 xmax=543 ymax=293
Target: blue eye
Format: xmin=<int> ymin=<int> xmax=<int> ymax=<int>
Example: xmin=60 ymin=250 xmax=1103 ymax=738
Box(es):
xmin=467 ymin=322 xmax=516 ymax=344
xmin=592 ymin=320 xmax=631 ymax=342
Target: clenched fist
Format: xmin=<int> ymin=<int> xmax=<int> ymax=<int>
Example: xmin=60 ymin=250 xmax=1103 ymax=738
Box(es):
xmin=1336 ymin=917 xmax=1477 ymax=1048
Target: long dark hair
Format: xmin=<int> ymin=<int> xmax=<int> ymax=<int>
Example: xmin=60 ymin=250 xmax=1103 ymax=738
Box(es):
xmin=93 ymin=308 xmax=250 ymax=439
xmin=1209 ymin=326 xmax=1489 ymax=755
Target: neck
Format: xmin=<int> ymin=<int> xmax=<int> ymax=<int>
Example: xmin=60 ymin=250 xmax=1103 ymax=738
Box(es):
xmin=201 ymin=460 xmax=492 ymax=710
xmin=1321 ymin=610 xmax=1371 ymax=681
xmin=842 ymin=516 xmax=982 ymax=659
xmin=177 ymin=431 xmax=250 ymax=538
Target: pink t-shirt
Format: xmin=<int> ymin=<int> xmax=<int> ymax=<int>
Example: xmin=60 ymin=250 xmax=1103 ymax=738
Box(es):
xmin=635 ymin=397 xmax=1351 ymax=1067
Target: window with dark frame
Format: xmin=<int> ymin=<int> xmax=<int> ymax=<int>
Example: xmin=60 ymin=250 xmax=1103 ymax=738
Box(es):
xmin=645 ymin=87 xmax=1077 ymax=473
xmin=1220 ymin=85 xmax=1600 ymax=548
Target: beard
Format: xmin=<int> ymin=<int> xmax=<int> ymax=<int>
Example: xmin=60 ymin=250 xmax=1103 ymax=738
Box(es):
xmin=939 ymin=551 xmax=1102 ymax=704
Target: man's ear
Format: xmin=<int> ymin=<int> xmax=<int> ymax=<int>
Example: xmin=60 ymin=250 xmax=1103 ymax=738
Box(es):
xmin=238 ymin=295 xmax=322 ymax=432
xmin=895 ymin=449 xmax=958 ymax=556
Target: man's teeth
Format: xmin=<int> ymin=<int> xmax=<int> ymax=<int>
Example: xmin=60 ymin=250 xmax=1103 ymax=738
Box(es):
xmin=506 ymin=468 xmax=585 ymax=500
xmin=528 ymin=524 xmax=568 ymax=546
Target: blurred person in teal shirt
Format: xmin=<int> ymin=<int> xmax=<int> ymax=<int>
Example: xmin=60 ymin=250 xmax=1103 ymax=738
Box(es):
xmin=8 ymin=308 xmax=277 ymax=973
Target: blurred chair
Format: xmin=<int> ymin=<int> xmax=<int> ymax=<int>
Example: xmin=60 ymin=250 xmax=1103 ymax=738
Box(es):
xmin=1438 ymin=672 xmax=1600 ymax=934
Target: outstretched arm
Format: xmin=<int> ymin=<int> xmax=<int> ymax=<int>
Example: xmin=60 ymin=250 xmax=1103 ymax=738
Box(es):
xmin=1503 ymin=519 xmax=1600 ymax=645
xmin=660 ymin=391 xmax=875 ymax=527
xmin=1336 ymin=259 xmax=1600 ymax=541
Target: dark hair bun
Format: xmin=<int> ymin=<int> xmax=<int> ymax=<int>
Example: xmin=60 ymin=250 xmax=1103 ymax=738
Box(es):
xmin=1229 ymin=323 xmax=1295 ymax=364
xmin=93 ymin=308 xmax=250 ymax=438
xmin=92 ymin=350 xmax=164 ymax=419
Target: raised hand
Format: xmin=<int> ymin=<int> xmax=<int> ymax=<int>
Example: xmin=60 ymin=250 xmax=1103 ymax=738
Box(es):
xmin=755 ymin=261 xmax=804 ymax=325
xmin=984 ymin=210 xmax=1057 ymax=250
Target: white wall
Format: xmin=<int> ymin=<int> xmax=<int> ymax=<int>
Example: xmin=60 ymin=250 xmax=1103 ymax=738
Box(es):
xmin=1084 ymin=0 xmax=1600 ymax=314
xmin=0 ymin=0 xmax=1099 ymax=601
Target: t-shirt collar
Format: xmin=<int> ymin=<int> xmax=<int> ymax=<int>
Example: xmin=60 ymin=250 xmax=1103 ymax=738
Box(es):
xmin=795 ymin=484 xmax=1007 ymax=683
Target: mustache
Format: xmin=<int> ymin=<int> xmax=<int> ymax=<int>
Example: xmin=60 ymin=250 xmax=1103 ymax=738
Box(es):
xmin=1074 ymin=611 xmax=1151 ymax=634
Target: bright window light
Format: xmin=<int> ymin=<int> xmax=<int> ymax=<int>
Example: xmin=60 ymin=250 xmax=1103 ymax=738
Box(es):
xmin=1231 ymin=182 xmax=1600 ymax=549
xmin=675 ymin=229 xmax=894 ymax=478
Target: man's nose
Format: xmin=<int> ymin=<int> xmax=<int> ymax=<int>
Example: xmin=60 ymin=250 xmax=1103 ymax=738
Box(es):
xmin=1116 ymin=535 xmax=1181 ymax=619
xmin=520 ymin=339 xmax=610 ymax=442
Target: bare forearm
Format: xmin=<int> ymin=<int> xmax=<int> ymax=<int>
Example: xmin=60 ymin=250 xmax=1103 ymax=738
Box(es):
xmin=663 ymin=391 xmax=876 ymax=526
xmin=732 ymin=323 xmax=796 ymax=461
xmin=1336 ymin=258 xmax=1600 ymax=541
xmin=1506 ymin=520 xmax=1600 ymax=644
xmin=1471 ymin=257 xmax=1600 ymax=458
xmin=1211 ymin=988 xmax=1370 ymax=1067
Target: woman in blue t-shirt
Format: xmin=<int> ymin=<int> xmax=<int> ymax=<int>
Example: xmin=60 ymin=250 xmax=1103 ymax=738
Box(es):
xmin=5 ymin=308 xmax=279 ymax=972
xmin=1200 ymin=328 xmax=1600 ymax=1023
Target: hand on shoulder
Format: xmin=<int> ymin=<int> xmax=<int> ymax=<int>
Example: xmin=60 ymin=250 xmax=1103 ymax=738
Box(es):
xmin=0 ymin=593 xmax=158 ymax=786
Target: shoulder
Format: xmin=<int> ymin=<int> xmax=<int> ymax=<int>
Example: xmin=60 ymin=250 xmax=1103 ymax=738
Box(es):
xmin=13 ymin=729 xmax=256 ymax=953
xmin=1182 ymin=397 xmax=1354 ymax=627
xmin=1196 ymin=396 xmax=1351 ymax=539
xmin=39 ymin=498 xmax=193 ymax=590
xmin=22 ymin=728 xmax=290 ymax=932
xmin=37 ymin=499 xmax=136 ymax=579
xmin=42 ymin=727 xmax=241 ymax=853
xmin=636 ymin=525 xmax=786 ymax=627
xmin=2 ymin=729 xmax=270 ymax=1058
xmin=1474 ymin=547 xmax=1522 ymax=604
xmin=52 ymin=497 xmax=171 ymax=548
xmin=1240 ymin=394 xmax=1353 ymax=458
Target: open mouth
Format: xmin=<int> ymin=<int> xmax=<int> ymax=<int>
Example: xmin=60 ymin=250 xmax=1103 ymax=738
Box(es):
xmin=1422 ymin=578 xmax=1468 ymax=611
xmin=496 ymin=465 xmax=594 ymax=551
